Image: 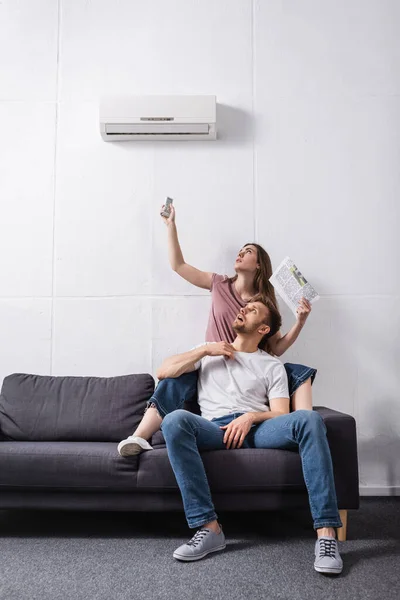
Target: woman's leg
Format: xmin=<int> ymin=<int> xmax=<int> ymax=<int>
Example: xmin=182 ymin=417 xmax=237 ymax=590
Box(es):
xmin=133 ymin=405 xmax=162 ymax=440
xmin=291 ymin=378 xmax=313 ymax=411
xmin=118 ymin=371 xmax=199 ymax=456
xmin=284 ymin=363 xmax=317 ymax=412
xmin=135 ymin=370 xmax=199 ymax=440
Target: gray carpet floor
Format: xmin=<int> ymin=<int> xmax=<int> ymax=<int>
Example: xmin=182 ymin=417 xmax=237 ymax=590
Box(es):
xmin=0 ymin=498 xmax=399 ymax=600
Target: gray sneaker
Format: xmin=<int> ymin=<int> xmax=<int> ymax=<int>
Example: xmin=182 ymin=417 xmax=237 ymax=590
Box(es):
xmin=314 ymin=537 xmax=343 ymax=574
xmin=173 ymin=527 xmax=226 ymax=561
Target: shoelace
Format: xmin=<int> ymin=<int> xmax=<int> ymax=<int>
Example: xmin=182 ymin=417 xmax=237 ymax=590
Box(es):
xmin=318 ymin=539 xmax=337 ymax=558
xmin=187 ymin=529 xmax=209 ymax=547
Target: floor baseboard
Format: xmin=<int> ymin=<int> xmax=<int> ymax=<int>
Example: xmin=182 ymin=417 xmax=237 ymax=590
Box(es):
xmin=359 ymin=485 xmax=400 ymax=496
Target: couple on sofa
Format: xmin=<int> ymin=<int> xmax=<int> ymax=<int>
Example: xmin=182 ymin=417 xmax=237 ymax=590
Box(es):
xmin=118 ymin=205 xmax=343 ymax=575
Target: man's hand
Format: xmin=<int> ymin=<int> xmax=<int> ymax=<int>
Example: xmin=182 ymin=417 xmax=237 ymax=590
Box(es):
xmin=220 ymin=413 xmax=255 ymax=449
xmin=206 ymin=342 xmax=236 ymax=359
xmin=296 ymin=297 xmax=312 ymax=326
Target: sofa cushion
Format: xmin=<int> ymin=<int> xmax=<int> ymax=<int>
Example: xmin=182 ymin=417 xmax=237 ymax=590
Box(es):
xmin=0 ymin=373 xmax=154 ymax=442
xmin=0 ymin=441 xmax=138 ymax=490
xmin=137 ymin=447 xmax=306 ymax=492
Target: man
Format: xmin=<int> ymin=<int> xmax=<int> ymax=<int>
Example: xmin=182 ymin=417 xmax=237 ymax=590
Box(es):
xmin=133 ymin=296 xmax=343 ymax=573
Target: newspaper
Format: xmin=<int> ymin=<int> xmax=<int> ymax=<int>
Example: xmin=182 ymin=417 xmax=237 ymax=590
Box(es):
xmin=269 ymin=257 xmax=319 ymax=316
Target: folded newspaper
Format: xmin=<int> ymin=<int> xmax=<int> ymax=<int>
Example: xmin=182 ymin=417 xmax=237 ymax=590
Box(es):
xmin=269 ymin=257 xmax=319 ymax=316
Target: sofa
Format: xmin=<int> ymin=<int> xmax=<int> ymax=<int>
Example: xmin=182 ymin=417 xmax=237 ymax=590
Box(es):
xmin=0 ymin=372 xmax=359 ymax=540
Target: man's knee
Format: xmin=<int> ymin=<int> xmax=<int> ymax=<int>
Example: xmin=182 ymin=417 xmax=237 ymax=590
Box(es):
xmin=161 ymin=409 xmax=190 ymax=434
xmin=292 ymin=409 xmax=325 ymax=431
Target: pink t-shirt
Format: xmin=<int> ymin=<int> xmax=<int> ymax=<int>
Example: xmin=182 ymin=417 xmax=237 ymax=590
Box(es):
xmin=205 ymin=273 xmax=247 ymax=343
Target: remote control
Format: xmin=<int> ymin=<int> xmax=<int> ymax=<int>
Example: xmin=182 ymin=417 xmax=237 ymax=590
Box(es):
xmin=160 ymin=197 xmax=173 ymax=218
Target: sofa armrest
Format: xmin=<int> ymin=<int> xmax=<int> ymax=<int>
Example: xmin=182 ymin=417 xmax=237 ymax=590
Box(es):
xmin=314 ymin=406 xmax=359 ymax=509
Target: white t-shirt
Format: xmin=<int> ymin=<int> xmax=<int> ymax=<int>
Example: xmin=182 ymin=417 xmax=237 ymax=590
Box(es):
xmin=193 ymin=343 xmax=289 ymax=421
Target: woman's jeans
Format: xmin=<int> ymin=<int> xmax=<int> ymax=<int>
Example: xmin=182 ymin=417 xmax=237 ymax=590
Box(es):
xmin=149 ymin=365 xmax=341 ymax=531
xmin=161 ymin=409 xmax=342 ymax=531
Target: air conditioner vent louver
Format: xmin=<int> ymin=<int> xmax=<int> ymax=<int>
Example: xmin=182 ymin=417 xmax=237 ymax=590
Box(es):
xmin=105 ymin=123 xmax=209 ymax=135
xmin=107 ymin=132 xmax=209 ymax=136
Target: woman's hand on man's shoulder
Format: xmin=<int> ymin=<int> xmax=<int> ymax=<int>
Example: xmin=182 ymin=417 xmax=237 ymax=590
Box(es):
xmin=206 ymin=341 xmax=236 ymax=359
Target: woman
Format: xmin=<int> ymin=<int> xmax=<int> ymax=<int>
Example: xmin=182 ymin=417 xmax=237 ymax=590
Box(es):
xmin=117 ymin=205 xmax=316 ymax=457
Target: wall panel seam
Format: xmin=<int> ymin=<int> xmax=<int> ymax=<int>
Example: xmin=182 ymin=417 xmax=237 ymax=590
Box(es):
xmin=50 ymin=0 xmax=62 ymax=375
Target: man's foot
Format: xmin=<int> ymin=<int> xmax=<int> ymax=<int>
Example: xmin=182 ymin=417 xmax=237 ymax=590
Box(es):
xmin=314 ymin=537 xmax=343 ymax=574
xmin=173 ymin=527 xmax=226 ymax=562
xmin=117 ymin=435 xmax=153 ymax=457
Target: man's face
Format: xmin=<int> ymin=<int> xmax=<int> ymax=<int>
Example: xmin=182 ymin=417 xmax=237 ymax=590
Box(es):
xmin=232 ymin=301 xmax=270 ymax=336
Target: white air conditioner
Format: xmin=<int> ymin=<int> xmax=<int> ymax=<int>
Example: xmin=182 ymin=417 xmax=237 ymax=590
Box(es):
xmin=100 ymin=95 xmax=217 ymax=141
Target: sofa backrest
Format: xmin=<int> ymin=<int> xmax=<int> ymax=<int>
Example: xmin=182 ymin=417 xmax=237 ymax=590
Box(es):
xmin=0 ymin=373 xmax=154 ymax=442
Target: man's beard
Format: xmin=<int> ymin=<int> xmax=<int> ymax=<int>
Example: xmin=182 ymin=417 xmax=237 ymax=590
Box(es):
xmin=233 ymin=321 xmax=258 ymax=334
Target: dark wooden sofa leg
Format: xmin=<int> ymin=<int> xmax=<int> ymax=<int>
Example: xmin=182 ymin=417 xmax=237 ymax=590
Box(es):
xmin=337 ymin=509 xmax=348 ymax=541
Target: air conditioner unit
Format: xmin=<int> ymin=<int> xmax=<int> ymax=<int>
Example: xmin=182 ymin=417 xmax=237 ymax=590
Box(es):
xmin=100 ymin=95 xmax=217 ymax=141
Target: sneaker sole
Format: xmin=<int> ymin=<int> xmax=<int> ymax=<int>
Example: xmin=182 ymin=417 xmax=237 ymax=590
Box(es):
xmin=118 ymin=443 xmax=144 ymax=457
xmin=173 ymin=543 xmax=226 ymax=562
xmin=314 ymin=565 xmax=343 ymax=575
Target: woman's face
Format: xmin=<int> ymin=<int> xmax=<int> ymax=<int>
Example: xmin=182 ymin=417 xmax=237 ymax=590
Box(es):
xmin=234 ymin=245 xmax=259 ymax=273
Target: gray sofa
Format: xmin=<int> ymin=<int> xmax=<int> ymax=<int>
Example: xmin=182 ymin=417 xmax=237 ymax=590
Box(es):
xmin=0 ymin=373 xmax=359 ymax=540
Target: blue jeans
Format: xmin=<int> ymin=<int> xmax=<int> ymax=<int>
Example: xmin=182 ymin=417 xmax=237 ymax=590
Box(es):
xmin=284 ymin=362 xmax=317 ymax=394
xmin=161 ymin=409 xmax=342 ymax=531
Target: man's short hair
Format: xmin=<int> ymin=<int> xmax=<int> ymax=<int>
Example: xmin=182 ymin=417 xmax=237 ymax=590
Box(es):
xmin=250 ymin=294 xmax=282 ymax=346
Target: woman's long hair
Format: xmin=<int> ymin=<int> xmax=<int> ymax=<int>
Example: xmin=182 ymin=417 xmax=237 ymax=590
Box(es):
xmin=230 ymin=243 xmax=280 ymax=353
xmin=229 ymin=243 xmax=279 ymax=310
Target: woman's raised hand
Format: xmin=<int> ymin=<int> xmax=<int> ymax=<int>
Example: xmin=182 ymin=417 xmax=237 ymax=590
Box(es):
xmin=160 ymin=203 xmax=176 ymax=225
xmin=296 ymin=297 xmax=312 ymax=325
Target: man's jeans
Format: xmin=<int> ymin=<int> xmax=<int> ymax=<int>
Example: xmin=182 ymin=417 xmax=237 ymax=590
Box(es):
xmin=160 ymin=408 xmax=342 ymax=531
xmin=150 ymin=372 xmax=342 ymax=531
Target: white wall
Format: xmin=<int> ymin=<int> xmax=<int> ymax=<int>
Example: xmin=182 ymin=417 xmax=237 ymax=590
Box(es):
xmin=0 ymin=0 xmax=399 ymax=494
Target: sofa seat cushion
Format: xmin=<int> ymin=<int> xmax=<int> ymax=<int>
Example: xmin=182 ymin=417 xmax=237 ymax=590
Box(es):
xmin=137 ymin=447 xmax=307 ymax=492
xmin=0 ymin=373 xmax=154 ymax=442
xmin=0 ymin=442 xmax=139 ymax=491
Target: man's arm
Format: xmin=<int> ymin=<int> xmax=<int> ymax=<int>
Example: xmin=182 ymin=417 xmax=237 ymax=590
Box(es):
xmin=250 ymin=396 xmax=290 ymax=422
xmin=156 ymin=341 xmax=236 ymax=380
xmin=156 ymin=346 xmax=208 ymax=380
xmin=221 ymin=397 xmax=290 ymax=449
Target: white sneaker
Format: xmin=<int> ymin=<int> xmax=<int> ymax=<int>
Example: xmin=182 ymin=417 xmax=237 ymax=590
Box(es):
xmin=117 ymin=435 xmax=153 ymax=457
